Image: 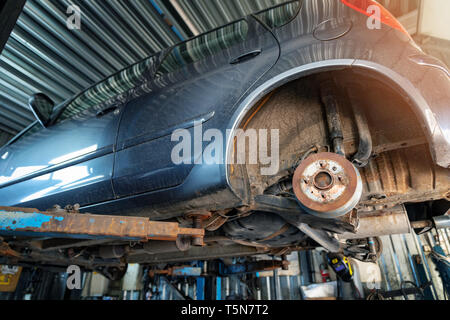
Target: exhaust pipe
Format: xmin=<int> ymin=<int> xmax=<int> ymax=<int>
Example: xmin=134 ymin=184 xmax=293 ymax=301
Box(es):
xmin=338 ymin=205 xmax=411 ymax=239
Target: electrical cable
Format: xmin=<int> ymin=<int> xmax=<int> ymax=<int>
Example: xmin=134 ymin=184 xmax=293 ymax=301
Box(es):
xmin=400 ymin=280 xmax=424 ymax=300
xmin=366 ymin=289 xmax=385 ymax=300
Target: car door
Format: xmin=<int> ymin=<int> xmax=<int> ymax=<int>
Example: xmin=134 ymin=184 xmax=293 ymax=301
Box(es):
xmin=112 ymin=15 xmax=281 ymax=198
xmin=0 ymin=56 xmax=155 ymax=210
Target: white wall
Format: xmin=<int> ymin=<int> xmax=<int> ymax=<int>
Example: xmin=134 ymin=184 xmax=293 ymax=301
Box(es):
xmin=419 ymin=0 xmax=450 ymax=41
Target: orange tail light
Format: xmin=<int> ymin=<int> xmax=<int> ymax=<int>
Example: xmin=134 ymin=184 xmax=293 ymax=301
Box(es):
xmin=341 ymin=0 xmax=410 ymax=36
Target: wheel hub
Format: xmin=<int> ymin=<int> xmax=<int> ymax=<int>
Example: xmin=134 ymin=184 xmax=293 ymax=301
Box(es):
xmin=292 ymin=152 xmax=362 ymax=218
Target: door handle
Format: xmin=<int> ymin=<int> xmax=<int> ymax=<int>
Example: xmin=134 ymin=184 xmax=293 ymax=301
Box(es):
xmin=230 ymin=49 xmax=262 ymax=65
xmin=96 ymin=106 xmax=119 ymax=117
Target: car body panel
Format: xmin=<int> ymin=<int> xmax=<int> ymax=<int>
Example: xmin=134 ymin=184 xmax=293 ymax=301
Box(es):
xmin=111 ymin=16 xmax=280 ymax=198
xmin=0 ymin=154 xmax=115 ymax=209
xmin=0 ymin=104 xmax=121 ymax=207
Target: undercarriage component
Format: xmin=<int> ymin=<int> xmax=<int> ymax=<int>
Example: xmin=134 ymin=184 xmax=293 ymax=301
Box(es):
xmin=410 ymin=214 xmax=450 ymax=232
xmin=368 ymin=237 xmax=377 ymax=257
xmin=223 ymin=211 xmax=307 ymax=247
xmin=345 ymin=237 xmax=383 ymax=262
xmin=292 ymin=152 xmax=363 ymax=218
xmin=97 ymin=245 xmax=130 ymax=259
xmin=140 ymin=238 xmax=191 ymax=255
xmin=95 ymin=265 xmax=128 ymax=281
xmin=433 ymin=214 xmax=450 ymax=229
xmin=409 ymin=220 xmax=434 ymax=230
xmin=203 ymin=236 xmax=271 ymax=249
xmin=406 ymin=200 xmax=449 ymax=234
xmin=252 ymin=195 xmax=356 ymax=234
xmin=357 ymin=145 xmax=449 ymax=208
xmin=131 ymin=244 xmax=270 ymax=265
xmin=225 ymin=195 xmax=346 ymax=251
xmin=0 ymin=206 xmax=203 ymax=273
xmin=297 ymin=222 xmax=340 ymax=252
xmin=320 ymin=81 xmax=346 ymax=156
xmin=337 ymin=205 xmax=411 ymax=239
xmin=203 ymin=212 xmax=229 ymax=231
xmin=185 ymin=212 xmax=211 ymax=246
xmin=0 ymin=240 xmax=20 ymax=258
xmin=347 ymin=87 xmax=373 ymax=167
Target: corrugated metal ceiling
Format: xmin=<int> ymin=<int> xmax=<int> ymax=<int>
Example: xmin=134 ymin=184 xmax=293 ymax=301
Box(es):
xmin=0 ymin=0 xmax=287 ymax=138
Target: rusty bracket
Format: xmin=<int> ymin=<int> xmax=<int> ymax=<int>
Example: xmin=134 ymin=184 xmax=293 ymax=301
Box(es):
xmin=185 ymin=212 xmax=211 ymax=246
xmin=0 ymin=206 xmax=204 ymax=242
xmin=338 ymin=208 xmax=360 ymax=233
xmin=0 ymin=240 xmax=21 ymax=258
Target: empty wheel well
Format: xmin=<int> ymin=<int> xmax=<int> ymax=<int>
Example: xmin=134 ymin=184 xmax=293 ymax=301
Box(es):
xmin=227 ymin=68 xmax=449 ymax=210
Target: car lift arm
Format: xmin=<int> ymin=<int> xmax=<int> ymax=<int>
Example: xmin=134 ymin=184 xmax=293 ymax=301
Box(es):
xmin=0 ymin=206 xmax=203 ymax=243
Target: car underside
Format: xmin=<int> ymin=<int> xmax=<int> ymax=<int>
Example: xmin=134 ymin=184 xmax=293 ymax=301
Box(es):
xmin=1 ymin=69 xmax=448 ymax=280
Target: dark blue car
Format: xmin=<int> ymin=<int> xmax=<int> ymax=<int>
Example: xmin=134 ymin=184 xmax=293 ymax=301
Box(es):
xmin=0 ymin=0 xmax=448 ymax=272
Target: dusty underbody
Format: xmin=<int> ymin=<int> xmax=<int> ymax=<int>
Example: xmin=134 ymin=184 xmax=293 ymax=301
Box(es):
xmin=1 ymin=71 xmax=449 ymax=279
xmin=224 ymin=70 xmax=449 ymax=243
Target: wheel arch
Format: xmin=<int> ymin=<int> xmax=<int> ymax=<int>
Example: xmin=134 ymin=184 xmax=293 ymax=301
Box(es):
xmin=225 ymin=59 xmax=450 ymax=197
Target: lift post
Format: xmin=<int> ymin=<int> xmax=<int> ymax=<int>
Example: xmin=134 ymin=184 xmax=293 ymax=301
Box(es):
xmin=0 ymin=206 xmax=204 ymax=242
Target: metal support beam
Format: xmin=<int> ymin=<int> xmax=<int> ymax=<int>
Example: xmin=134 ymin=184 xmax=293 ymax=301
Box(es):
xmin=0 ymin=206 xmax=203 ymax=242
xmin=132 ymin=244 xmax=268 ymax=265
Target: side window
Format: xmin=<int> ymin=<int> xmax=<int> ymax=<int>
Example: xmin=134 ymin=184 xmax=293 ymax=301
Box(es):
xmin=254 ymin=0 xmax=301 ymax=29
xmin=56 ymin=57 xmax=154 ymax=123
xmin=157 ymin=19 xmax=249 ymax=75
